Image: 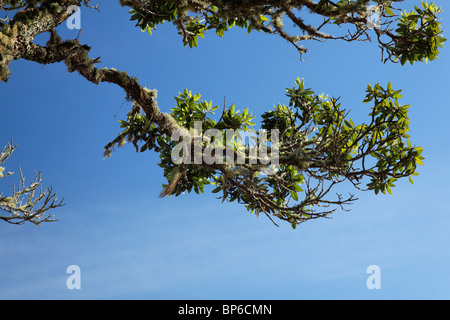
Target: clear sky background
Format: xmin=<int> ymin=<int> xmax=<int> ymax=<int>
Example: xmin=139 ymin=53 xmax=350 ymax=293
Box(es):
xmin=0 ymin=1 xmax=449 ymax=299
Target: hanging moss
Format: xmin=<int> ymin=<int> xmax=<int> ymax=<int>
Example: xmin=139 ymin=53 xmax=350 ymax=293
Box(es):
xmin=143 ymin=87 xmax=158 ymax=99
xmin=93 ymin=69 xmax=105 ymax=83
xmin=1 ymin=24 xmax=18 ymax=38
xmin=47 ymin=3 xmax=63 ymax=14
xmin=0 ymin=63 xmax=11 ymax=82
xmin=64 ymin=56 xmax=74 ymax=72
xmin=0 ymin=32 xmax=11 ymax=49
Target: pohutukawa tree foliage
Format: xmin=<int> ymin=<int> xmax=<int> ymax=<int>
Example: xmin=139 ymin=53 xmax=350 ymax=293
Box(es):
xmin=0 ymin=0 xmax=445 ymax=227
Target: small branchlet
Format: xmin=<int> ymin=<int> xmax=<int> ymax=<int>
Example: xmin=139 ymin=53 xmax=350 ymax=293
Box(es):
xmin=0 ymin=141 xmax=64 ymax=226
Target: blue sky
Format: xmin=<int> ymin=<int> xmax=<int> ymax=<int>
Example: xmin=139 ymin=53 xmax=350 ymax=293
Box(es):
xmin=0 ymin=1 xmax=449 ymax=299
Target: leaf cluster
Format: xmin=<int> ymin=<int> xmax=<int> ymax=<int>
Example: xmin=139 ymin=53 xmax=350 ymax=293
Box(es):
xmin=111 ymin=77 xmax=424 ymax=228
xmin=392 ymin=1 xmax=446 ymax=65
xmin=123 ymin=0 xmax=446 ymax=64
xmin=127 ymin=0 xmax=253 ymax=48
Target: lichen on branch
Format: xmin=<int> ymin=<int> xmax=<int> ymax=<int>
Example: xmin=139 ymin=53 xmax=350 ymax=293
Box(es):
xmin=0 ymin=141 xmax=63 ymax=226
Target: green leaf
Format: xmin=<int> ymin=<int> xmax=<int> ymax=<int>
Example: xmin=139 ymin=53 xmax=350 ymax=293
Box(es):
xmin=212 ymin=186 xmax=222 ymax=193
xmin=291 ymin=191 xmax=299 ymax=201
xmin=386 ymin=185 xmax=393 ymax=195
xmin=385 ymin=6 xmax=394 ymax=16
xmin=140 ymin=144 xmax=148 ymax=152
